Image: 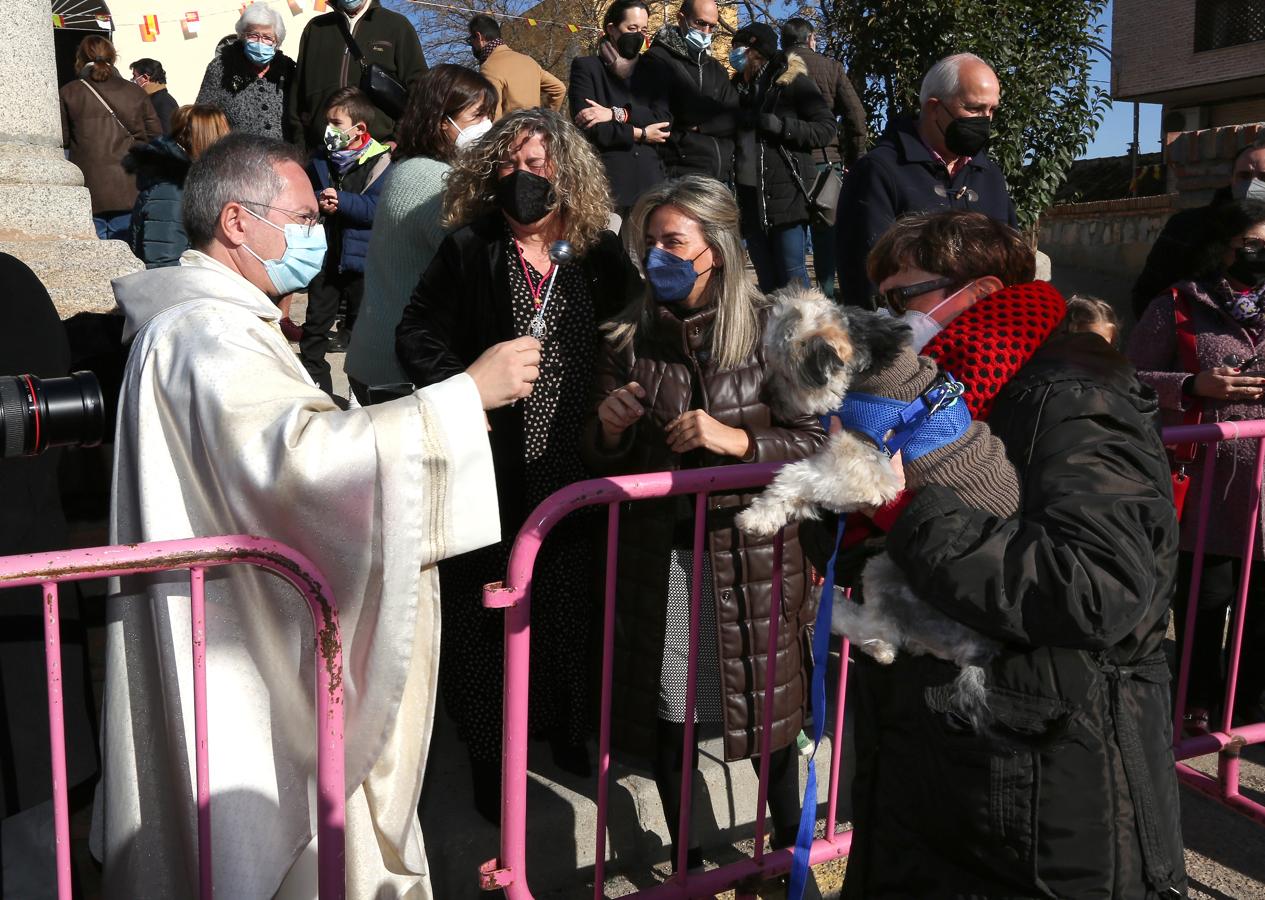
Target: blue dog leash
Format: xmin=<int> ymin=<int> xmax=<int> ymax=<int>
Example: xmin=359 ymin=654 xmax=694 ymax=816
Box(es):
xmin=786 ymin=374 xmax=967 ymax=899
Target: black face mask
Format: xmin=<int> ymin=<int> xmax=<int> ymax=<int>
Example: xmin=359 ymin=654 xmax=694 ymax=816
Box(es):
xmin=495 ymin=169 xmax=556 ymax=225
xmin=942 ymin=112 xmax=992 ymax=156
xmin=614 ymin=31 xmax=645 ymax=60
xmin=1229 ymin=245 xmax=1265 ymax=288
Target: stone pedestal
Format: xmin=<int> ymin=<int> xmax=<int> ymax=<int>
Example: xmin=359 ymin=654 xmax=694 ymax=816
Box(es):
xmin=0 ymin=1 xmax=140 ymax=317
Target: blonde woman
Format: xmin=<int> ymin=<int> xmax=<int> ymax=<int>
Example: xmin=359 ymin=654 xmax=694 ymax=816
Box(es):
xmin=125 ymin=105 xmax=230 ymax=268
xmin=396 ymin=107 xmax=642 ymax=821
xmin=581 ymin=175 xmax=825 ymax=872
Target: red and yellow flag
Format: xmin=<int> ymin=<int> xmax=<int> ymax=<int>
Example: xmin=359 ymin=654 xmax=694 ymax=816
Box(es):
xmin=314 ymin=0 xmax=328 ymax=10
xmin=143 ymin=14 xmax=160 ymax=35
xmin=140 ymin=23 xmax=157 ymax=42
xmin=567 ymin=23 xmax=579 ymax=32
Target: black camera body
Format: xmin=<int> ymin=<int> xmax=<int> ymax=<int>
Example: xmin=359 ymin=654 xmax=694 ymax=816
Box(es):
xmin=0 ymin=372 xmax=105 ymax=458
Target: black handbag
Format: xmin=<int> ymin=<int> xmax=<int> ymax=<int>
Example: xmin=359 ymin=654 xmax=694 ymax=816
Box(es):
xmin=779 ymin=146 xmax=843 ymax=228
xmin=334 ymin=14 xmax=408 ymax=119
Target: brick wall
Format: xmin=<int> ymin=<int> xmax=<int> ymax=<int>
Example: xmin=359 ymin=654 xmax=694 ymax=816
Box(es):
xmin=1113 ymin=0 xmax=1264 ymax=101
xmin=1166 ymin=121 xmax=1265 ymax=207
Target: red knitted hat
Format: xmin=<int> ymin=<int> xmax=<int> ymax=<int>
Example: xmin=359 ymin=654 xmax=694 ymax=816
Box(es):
xmin=921 ymin=280 xmax=1067 ymax=420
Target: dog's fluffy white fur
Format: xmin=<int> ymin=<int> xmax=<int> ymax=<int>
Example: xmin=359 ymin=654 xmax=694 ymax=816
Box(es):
xmin=737 ymin=285 xmax=1008 ymax=726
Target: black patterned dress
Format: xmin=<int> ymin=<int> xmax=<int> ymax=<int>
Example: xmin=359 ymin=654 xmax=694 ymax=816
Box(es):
xmin=438 ymin=232 xmax=599 ymax=765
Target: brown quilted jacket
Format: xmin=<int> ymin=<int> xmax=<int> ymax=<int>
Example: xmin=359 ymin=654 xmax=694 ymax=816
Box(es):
xmin=582 ymin=303 xmax=826 ymax=761
xmin=60 ymin=72 xmax=161 ymax=214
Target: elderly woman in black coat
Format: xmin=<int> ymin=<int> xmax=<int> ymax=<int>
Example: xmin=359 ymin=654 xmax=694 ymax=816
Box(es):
xmin=842 ymin=330 xmax=1188 ymax=899
xmin=196 ymin=4 xmax=295 ymax=139
xmin=569 ymin=0 xmax=670 ymax=227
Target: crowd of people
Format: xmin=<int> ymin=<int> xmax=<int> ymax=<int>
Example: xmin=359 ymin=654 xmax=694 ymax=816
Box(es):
xmin=33 ymin=0 xmax=1265 ymax=897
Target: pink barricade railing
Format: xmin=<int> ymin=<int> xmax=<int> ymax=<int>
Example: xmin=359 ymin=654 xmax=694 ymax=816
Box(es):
xmin=478 ymin=464 xmax=852 ymax=899
xmin=0 ymin=535 xmax=346 ymax=900
xmin=482 ymin=422 xmax=1265 ymax=898
xmin=1165 ymin=420 xmax=1265 ymax=827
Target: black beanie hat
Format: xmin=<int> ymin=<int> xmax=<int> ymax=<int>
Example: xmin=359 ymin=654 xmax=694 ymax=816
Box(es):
xmin=734 ymin=22 xmax=778 ymax=59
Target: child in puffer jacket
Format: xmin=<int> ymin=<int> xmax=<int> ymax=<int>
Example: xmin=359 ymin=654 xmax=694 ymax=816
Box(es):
xmin=303 ymin=87 xmax=392 ymax=396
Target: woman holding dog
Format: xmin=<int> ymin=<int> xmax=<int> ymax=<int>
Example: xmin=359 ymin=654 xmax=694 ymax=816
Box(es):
xmin=581 ymin=175 xmax=825 ymax=872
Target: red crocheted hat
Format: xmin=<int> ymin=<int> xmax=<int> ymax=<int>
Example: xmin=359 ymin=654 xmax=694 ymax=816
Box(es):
xmin=921 ymin=280 xmax=1067 ymax=420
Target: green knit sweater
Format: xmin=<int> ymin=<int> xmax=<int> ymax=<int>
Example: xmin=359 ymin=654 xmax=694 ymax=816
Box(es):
xmin=345 ymin=156 xmax=450 ymax=388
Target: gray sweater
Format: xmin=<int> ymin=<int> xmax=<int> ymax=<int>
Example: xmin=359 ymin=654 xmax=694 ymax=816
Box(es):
xmin=345 ymin=155 xmax=451 ymax=388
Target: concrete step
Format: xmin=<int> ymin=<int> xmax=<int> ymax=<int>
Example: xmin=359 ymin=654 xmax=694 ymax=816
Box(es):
xmin=420 ymin=656 xmax=855 ymax=899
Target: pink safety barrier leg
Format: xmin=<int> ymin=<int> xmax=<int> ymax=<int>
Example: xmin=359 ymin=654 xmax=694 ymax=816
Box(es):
xmin=42 ymin=582 xmax=72 ymax=900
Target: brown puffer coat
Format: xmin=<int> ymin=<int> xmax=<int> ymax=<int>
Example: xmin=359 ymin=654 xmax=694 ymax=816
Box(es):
xmin=60 ymin=71 xmax=161 ymax=214
xmin=582 ymin=303 xmax=826 ymax=762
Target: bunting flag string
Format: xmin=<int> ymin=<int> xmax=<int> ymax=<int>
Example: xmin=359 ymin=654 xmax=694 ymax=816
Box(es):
xmin=53 ymin=0 xmax=600 ymax=38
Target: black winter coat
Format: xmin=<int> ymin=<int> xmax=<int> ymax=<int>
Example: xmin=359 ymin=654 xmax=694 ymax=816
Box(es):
xmin=286 ymin=0 xmax=428 ymax=152
xmin=733 ymin=52 xmax=835 ymax=230
xmin=395 ymin=215 xmax=643 ymax=530
xmin=638 ymin=25 xmax=739 ymax=182
xmin=835 ymin=116 xmax=1017 ymax=308
xmin=1130 ymin=187 xmax=1233 ymax=320
xmin=568 ymin=52 xmax=669 ymax=210
xmin=147 ymin=87 xmax=179 ymax=136
xmin=125 ymin=136 xmax=191 ymax=269
xmin=844 ymin=332 xmax=1187 ymax=899
xmin=581 ymin=305 xmax=826 ymax=761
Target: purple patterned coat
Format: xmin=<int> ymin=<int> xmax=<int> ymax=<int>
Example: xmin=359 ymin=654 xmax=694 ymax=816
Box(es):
xmin=1128 ymin=279 xmax=1265 ymax=559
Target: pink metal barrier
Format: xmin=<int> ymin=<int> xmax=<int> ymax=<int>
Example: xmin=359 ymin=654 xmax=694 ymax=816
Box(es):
xmin=0 ymin=535 xmax=346 ymax=900
xmin=1165 ymin=420 xmax=1265 ymax=827
xmin=482 ymin=421 xmax=1265 ymax=898
xmin=479 ymin=464 xmax=852 ymax=899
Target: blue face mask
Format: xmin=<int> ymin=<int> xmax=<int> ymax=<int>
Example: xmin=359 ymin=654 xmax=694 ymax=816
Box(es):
xmin=728 ymin=46 xmax=748 ymax=72
xmin=684 ymin=28 xmax=712 ymax=52
xmin=243 ymin=40 xmax=276 ymax=66
xmin=336 ymin=0 xmax=367 ymax=10
xmin=241 ymin=206 xmax=327 ymax=296
xmin=645 ymin=246 xmax=711 ymax=303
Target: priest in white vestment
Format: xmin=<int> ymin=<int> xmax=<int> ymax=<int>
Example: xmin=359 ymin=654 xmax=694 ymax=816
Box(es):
xmin=92 ymin=133 xmax=542 ymax=899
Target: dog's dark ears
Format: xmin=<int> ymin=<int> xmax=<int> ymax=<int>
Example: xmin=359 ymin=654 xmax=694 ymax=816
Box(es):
xmin=847 ymin=310 xmax=911 ymax=374
xmin=799 ymin=336 xmax=844 ymax=388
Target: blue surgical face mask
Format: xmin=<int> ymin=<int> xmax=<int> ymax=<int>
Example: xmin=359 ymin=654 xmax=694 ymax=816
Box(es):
xmin=336 ymin=0 xmax=367 ymax=10
xmin=240 ymin=206 xmax=327 ymax=296
xmin=645 ymin=245 xmax=711 ymax=303
xmin=684 ymin=28 xmax=713 ymax=52
xmin=728 ymin=46 xmax=748 ymax=72
xmin=243 ymin=40 xmax=276 ymax=66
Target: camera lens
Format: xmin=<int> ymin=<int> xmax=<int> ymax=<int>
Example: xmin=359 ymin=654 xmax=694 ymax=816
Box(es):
xmin=0 ymin=371 xmax=105 ymax=458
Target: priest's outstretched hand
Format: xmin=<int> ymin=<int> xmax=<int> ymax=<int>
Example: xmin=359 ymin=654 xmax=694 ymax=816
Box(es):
xmin=467 ymin=335 xmax=542 ymax=409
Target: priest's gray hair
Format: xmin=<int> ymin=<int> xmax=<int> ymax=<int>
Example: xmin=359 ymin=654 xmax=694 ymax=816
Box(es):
xmin=919 ymin=52 xmax=991 ymax=108
xmin=183 ymin=133 xmax=305 ymax=250
xmin=235 ymin=3 xmax=286 ymax=44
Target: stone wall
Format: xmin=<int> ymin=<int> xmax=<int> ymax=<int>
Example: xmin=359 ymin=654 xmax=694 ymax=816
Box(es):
xmin=1038 ymin=193 xmax=1177 ymax=278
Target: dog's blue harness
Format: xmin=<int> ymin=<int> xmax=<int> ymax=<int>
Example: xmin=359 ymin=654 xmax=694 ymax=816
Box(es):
xmin=819 ymin=374 xmax=971 ymax=461
xmin=787 ymin=372 xmax=970 ymax=900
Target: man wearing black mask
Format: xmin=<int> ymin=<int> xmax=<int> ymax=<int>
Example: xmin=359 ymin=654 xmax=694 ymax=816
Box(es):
xmin=835 ymin=52 xmax=1017 ymax=308
xmin=638 ymin=0 xmax=739 ymax=181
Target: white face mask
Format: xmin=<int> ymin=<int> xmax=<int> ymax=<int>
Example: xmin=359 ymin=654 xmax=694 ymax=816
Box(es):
xmin=1232 ymin=174 xmax=1265 ymax=202
xmin=899 ymin=281 xmax=975 ymax=351
xmin=448 ymin=116 xmax=493 ymax=149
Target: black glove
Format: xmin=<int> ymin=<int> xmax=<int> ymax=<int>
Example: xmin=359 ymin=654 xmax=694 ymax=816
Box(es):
xmin=756 ymin=112 xmax=784 ymax=137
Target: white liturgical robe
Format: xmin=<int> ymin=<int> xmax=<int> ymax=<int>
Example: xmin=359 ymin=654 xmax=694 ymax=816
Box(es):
xmin=92 ymin=251 xmax=499 ymax=898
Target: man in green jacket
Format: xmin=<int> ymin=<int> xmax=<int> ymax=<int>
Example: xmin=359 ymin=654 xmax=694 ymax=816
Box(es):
xmin=287 ymin=0 xmax=427 ymax=153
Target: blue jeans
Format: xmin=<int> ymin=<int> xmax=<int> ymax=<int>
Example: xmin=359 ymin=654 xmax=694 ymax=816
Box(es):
xmin=744 ymin=222 xmax=810 ymax=294
xmin=93 ymin=210 xmax=132 ymax=241
xmin=809 ymin=163 xmax=838 ymax=298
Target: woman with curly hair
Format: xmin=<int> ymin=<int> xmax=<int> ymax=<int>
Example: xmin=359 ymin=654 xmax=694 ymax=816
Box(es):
xmin=396 ymin=107 xmax=642 ymax=820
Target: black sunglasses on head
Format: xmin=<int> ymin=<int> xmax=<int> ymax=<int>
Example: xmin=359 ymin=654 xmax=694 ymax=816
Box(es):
xmin=881 ymin=276 xmax=958 ymax=314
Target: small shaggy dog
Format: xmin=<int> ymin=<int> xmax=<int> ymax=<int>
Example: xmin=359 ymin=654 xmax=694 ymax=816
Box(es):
xmin=736 ymin=286 xmax=1020 ymax=723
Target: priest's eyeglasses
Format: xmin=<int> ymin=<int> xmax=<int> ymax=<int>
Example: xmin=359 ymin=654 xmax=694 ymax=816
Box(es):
xmin=239 ymin=201 xmax=324 ymax=238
